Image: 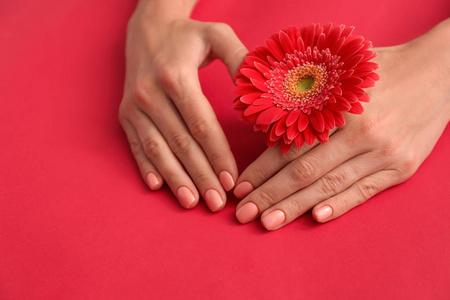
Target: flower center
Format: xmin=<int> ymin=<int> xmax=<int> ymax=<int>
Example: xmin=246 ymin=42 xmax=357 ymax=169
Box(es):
xmin=297 ymin=77 xmax=315 ymax=93
xmin=282 ymin=63 xmax=327 ymax=103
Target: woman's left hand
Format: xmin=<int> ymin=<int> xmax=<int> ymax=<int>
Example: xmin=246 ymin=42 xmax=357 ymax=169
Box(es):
xmin=233 ymin=20 xmax=450 ymax=230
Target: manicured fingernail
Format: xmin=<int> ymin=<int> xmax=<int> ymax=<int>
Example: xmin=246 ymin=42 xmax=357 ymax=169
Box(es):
xmin=205 ymin=189 xmax=224 ymax=212
xmin=176 ymin=186 xmax=196 ymax=209
xmin=315 ymin=206 xmax=333 ymax=222
xmin=261 ymin=210 xmax=285 ymax=231
xmin=236 ymin=202 xmax=258 ymax=223
xmin=146 ymin=173 xmax=160 ymax=190
xmin=234 ymin=181 xmax=254 ymax=199
xmin=219 ymin=171 xmax=235 ymax=191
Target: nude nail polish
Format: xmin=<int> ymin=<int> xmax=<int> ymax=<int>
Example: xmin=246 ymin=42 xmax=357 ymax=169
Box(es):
xmin=236 ymin=202 xmax=258 ymax=224
xmin=315 ymin=206 xmax=332 ymax=222
xmin=176 ymin=186 xmax=196 ymax=209
xmin=261 ymin=210 xmax=285 ymax=230
xmin=146 ymin=173 xmax=160 ymax=191
xmin=205 ymin=189 xmax=224 ymax=212
xmin=234 ymin=181 xmax=254 ymax=199
xmin=219 ymin=171 xmax=235 ymax=191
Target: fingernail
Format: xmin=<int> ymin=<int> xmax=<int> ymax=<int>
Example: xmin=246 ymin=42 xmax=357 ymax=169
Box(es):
xmin=261 ymin=210 xmax=285 ymax=231
xmin=146 ymin=173 xmax=160 ymax=190
xmin=219 ymin=171 xmax=235 ymax=191
xmin=176 ymin=186 xmax=196 ymax=209
xmin=234 ymin=181 xmax=254 ymax=199
xmin=205 ymin=189 xmax=224 ymax=212
xmin=236 ymin=202 xmax=258 ymax=223
xmin=315 ymin=206 xmax=333 ymax=222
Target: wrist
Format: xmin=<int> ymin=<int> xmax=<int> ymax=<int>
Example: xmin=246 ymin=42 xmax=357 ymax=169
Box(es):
xmin=132 ymin=0 xmax=198 ymax=25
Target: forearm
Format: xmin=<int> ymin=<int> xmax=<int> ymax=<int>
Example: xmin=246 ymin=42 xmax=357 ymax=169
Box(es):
xmin=133 ymin=0 xmax=199 ymax=23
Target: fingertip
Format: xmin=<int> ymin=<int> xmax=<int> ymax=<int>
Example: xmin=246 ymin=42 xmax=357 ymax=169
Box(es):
xmin=219 ymin=170 xmax=235 ymax=192
xmin=146 ymin=172 xmax=163 ymax=191
xmin=176 ymin=186 xmax=198 ymax=209
xmin=313 ymin=205 xmax=333 ymax=223
xmin=233 ymin=181 xmax=254 ymax=199
xmin=205 ymin=189 xmax=225 ymax=212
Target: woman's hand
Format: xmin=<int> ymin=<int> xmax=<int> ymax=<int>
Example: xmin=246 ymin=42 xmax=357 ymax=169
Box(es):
xmin=119 ymin=1 xmax=247 ymax=211
xmin=234 ymin=19 xmax=450 ymax=230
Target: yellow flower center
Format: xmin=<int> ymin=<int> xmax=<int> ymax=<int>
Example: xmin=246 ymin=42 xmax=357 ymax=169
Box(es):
xmin=297 ymin=77 xmax=315 ymax=93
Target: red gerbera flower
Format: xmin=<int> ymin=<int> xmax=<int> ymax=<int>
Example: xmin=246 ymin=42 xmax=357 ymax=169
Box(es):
xmin=234 ymin=24 xmax=379 ymax=153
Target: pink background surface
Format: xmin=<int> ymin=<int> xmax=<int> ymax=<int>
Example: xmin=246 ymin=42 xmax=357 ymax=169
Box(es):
xmin=1 ymin=0 xmax=449 ymax=299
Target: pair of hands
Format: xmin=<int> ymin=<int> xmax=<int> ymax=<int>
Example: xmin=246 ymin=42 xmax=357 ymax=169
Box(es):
xmin=119 ymin=9 xmax=450 ymax=230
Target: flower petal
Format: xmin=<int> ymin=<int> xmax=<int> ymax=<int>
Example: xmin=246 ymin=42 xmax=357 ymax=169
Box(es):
xmin=286 ymin=120 xmax=300 ymax=140
xmin=309 ymin=109 xmax=325 ymax=132
xmin=303 ymin=125 xmax=317 ymax=146
xmin=241 ymin=68 xmax=267 ymax=83
xmin=256 ymin=106 xmax=287 ymax=126
xmin=286 ymin=109 xmax=301 ymax=126
xmin=243 ymin=103 xmax=273 ymax=116
xmin=321 ymin=108 xmax=336 ymax=130
xmin=266 ymin=38 xmax=286 ymax=61
xmin=331 ymin=110 xmax=346 ymax=127
xmin=294 ymin=132 xmax=305 ymax=148
xmin=240 ymin=93 xmax=263 ymax=104
xmin=349 ymin=101 xmax=364 ymax=114
xmin=279 ymin=30 xmax=295 ymax=54
xmin=297 ymin=112 xmax=309 ymax=132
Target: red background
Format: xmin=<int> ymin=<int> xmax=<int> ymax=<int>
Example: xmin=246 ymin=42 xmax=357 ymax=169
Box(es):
xmin=1 ymin=0 xmax=449 ymax=299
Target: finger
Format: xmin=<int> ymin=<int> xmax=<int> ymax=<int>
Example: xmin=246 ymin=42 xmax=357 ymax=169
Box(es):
xmin=158 ymin=66 xmax=238 ymax=193
xmin=134 ymin=85 xmax=227 ymax=212
xmin=129 ymin=108 xmax=202 ymax=210
xmin=259 ymin=152 xmax=386 ymax=230
xmin=233 ymin=142 xmax=317 ymax=199
xmin=120 ymin=118 xmax=164 ymax=191
xmin=312 ymin=170 xmax=402 ymax=223
xmin=235 ymin=130 xmax=360 ymax=223
xmin=206 ymin=22 xmax=248 ymax=76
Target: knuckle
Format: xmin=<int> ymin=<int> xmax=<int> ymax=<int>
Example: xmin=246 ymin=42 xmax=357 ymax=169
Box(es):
xmin=398 ymin=152 xmax=419 ymax=179
xmin=157 ymin=63 xmax=181 ymax=90
xmin=356 ymin=181 xmax=379 ymax=201
xmin=257 ymin=189 xmax=276 ymax=207
xmin=287 ymin=199 xmax=306 ymax=216
xmin=133 ymin=77 xmax=153 ymax=104
xmin=170 ymin=133 xmax=192 ymax=156
xmin=289 ymin=158 xmax=319 ymax=183
xmin=335 ymin=196 xmax=351 ymax=214
xmin=189 ymin=117 xmax=212 ymax=141
xmin=128 ymin=137 xmax=142 ymax=157
xmin=142 ymin=138 xmax=161 ymax=159
xmin=209 ymin=22 xmax=233 ymax=36
xmin=320 ymin=172 xmax=346 ymax=195
xmin=358 ymin=117 xmax=383 ymax=145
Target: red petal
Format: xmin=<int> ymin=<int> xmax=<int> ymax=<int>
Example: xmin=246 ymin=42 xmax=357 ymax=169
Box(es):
xmin=340 ymin=38 xmax=364 ymax=62
xmin=317 ymin=129 xmax=330 ymax=144
xmin=294 ymin=132 xmax=305 ymax=148
xmin=325 ymin=26 xmax=342 ymax=49
xmin=279 ymin=30 xmax=295 ymax=54
xmin=240 ymin=93 xmax=262 ymax=104
xmin=349 ymin=101 xmax=364 ymax=114
xmin=245 ymin=55 xmax=271 ymax=68
xmin=316 ymin=32 xmax=326 ymax=50
xmin=275 ymin=115 xmax=288 ymax=136
xmin=256 ymin=107 xmax=287 ymax=126
xmin=330 ymin=37 xmax=345 ymax=53
xmin=254 ymin=62 xmax=271 ymax=75
xmin=301 ymin=24 xmax=316 ymax=47
xmin=296 ymin=36 xmax=305 ymax=53
xmin=321 ymin=108 xmax=336 ymax=130
xmin=243 ymin=103 xmax=272 ymax=116
xmin=309 ymin=110 xmax=325 ymax=132
xmin=340 ymin=76 xmax=364 ymax=88
xmin=297 ymin=112 xmax=309 ymax=132
xmin=286 ymin=122 xmax=300 ymax=140
xmin=359 ymin=92 xmax=370 ymax=102
xmin=250 ymin=78 xmax=269 ymax=92
xmin=235 ymin=84 xmax=261 ymax=95
xmin=342 ymin=54 xmax=364 ymax=70
xmin=241 ymin=68 xmax=267 ymax=82
xmin=266 ymin=38 xmax=286 ymax=61
xmin=341 ymin=90 xmax=359 ymax=103
xmin=328 ymin=95 xmax=351 ymax=111
xmin=366 ymin=72 xmax=380 ymax=81
xmin=286 ymin=109 xmax=301 ymax=126
xmin=303 ymin=125 xmax=317 ymax=146
xmin=280 ymin=141 xmax=292 ymax=154
xmin=359 ymin=76 xmax=376 ymax=88
xmin=331 ymin=110 xmax=346 ymax=127
xmin=341 ymin=25 xmax=355 ymax=38
xmin=253 ymin=98 xmax=273 ymax=106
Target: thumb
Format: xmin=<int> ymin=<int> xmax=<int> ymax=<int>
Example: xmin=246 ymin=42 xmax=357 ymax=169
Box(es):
xmin=206 ymin=23 xmax=248 ymax=76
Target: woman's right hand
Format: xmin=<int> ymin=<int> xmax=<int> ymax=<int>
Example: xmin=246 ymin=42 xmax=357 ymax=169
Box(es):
xmin=119 ymin=1 xmax=248 ymax=211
